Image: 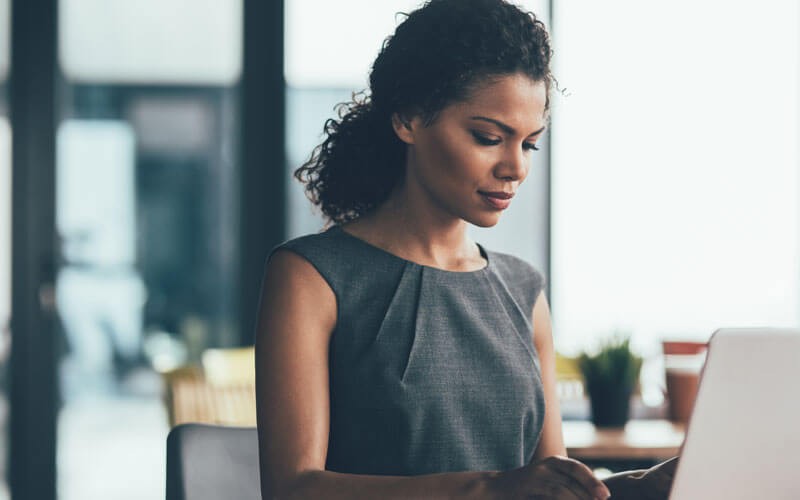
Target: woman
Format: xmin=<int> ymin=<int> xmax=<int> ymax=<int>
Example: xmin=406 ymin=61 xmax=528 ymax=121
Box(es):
xmin=256 ymin=1 xmax=675 ymax=498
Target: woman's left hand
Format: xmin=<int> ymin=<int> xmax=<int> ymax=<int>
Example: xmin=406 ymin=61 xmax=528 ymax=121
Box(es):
xmin=601 ymin=456 xmax=679 ymax=500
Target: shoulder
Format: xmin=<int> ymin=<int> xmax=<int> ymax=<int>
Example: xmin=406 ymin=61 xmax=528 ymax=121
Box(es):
xmin=259 ymin=242 xmax=337 ymax=339
xmin=488 ymin=249 xmax=545 ymax=288
xmin=272 ymin=230 xmax=333 ymax=263
xmin=264 ymin=230 xmax=341 ymax=305
xmin=267 ymin=228 xmax=349 ymax=293
xmin=266 ymin=226 xmax=402 ymax=303
xmin=486 ymin=249 xmax=547 ymax=307
xmin=262 ymin=245 xmax=336 ymax=307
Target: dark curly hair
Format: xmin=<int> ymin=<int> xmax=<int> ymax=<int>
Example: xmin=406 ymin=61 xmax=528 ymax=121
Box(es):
xmin=294 ymin=0 xmax=554 ymax=225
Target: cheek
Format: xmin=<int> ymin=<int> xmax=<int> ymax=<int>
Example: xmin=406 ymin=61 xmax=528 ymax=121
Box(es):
xmin=423 ymin=136 xmax=484 ymax=183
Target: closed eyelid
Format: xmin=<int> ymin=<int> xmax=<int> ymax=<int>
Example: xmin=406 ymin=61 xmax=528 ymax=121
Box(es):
xmin=471 ymin=130 xmax=501 ymax=144
xmin=471 ymin=129 xmax=500 ymax=138
xmin=472 ymin=130 xmax=539 ymax=151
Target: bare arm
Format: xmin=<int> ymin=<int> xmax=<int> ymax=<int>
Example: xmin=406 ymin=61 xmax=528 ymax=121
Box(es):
xmin=255 ymin=251 xmax=609 ymax=500
xmin=531 ymin=291 xmax=568 ymax=460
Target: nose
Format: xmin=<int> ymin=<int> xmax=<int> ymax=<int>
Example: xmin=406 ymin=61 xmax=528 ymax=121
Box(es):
xmin=494 ymin=145 xmax=530 ymax=182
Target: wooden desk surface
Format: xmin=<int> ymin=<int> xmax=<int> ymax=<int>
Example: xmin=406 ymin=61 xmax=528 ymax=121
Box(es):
xmin=564 ymin=419 xmax=685 ymax=461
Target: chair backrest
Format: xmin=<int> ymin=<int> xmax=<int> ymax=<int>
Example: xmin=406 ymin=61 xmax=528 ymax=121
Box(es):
xmin=166 ymin=423 xmax=261 ymax=500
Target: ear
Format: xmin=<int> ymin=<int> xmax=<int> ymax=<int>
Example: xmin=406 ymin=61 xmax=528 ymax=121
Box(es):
xmin=391 ymin=112 xmax=416 ymax=145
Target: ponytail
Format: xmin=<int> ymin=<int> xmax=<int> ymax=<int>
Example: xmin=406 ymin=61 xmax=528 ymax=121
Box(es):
xmin=294 ymin=92 xmax=406 ymax=225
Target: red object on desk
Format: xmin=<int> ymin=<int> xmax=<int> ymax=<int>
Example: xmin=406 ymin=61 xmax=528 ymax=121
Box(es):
xmin=663 ymin=341 xmax=707 ymax=422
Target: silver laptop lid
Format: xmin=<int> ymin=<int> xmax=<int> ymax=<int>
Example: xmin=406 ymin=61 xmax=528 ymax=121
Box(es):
xmin=670 ymin=328 xmax=800 ymax=499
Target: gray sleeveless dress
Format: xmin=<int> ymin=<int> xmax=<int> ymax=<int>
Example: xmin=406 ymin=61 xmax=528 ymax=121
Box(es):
xmin=272 ymin=225 xmax=547 ymax=475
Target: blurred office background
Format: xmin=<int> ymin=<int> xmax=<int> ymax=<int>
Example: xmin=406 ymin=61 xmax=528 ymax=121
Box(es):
xmin=1 ymin=0 xmax=798 ymax=498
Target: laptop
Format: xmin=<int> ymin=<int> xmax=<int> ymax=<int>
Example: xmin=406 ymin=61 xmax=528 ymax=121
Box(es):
xmin=669 ymin=328 xmax=800 ymax=499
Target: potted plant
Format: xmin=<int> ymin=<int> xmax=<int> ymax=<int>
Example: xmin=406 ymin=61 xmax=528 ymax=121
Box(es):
xmin=577 ymin=333 xmax=643 ymax=428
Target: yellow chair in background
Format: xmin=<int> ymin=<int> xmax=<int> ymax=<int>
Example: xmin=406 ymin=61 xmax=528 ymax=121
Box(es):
xmin=162 ymin=346 xmax=257 ymax=427
xmin=555 ymin=352 xmax=585 ymax=401
xmin=201 ymin=346 xmax=255 ymax=387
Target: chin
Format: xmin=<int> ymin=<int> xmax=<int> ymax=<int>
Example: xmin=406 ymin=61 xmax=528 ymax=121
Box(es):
xmin=467 ymin=213 xmax=502 ymax=228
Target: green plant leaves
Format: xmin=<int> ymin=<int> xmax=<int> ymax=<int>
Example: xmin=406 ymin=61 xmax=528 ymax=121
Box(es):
xmin=577 ymin=334 xmax=643 ymax=391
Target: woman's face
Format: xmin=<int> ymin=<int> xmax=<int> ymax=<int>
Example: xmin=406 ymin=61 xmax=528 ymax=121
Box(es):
xmin=395 ymin=73 xmax=548 ymax=228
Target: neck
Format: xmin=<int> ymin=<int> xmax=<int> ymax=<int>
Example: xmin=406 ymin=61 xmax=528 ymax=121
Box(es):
xmin=344 ymin=182 xmax=484 ymax=271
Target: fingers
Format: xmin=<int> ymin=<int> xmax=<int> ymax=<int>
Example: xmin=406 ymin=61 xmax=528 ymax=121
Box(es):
xmin=536 ymin=456 xmax=611 ymax=499
xmin=497 ymin=455 xmax=611 ymax=499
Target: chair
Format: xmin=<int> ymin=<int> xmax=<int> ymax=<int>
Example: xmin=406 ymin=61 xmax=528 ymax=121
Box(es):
xmin=161 ymin=346 xmax=257 ymax=427
xmin=166 ymin=423 xmax=261 ymax=500
xmin=201 ymin=346 xmax=255 ymax=387
xmin=555 ymin=351 xmax=585 ymax=401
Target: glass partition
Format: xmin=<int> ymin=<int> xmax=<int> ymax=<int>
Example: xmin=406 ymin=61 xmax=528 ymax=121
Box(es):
xmin=56 ymin=1 xmax=242 ymax=498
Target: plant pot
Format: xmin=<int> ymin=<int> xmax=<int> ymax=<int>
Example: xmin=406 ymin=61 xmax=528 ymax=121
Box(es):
xmin=586 ymin=384 xmax=633 ymax=428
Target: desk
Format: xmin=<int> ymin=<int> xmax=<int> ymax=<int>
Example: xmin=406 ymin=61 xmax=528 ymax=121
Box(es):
xmin=564 ymin=419 xmax=685 ymax=462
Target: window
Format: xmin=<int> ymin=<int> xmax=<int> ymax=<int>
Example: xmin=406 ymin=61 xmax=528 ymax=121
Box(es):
xmin=55 ymin=2 xmax=242 ymax=498
xmin=551 ymin=2 xmax=798 ymax=387
xmin=59 ymin=0 xmax=241 ymax=84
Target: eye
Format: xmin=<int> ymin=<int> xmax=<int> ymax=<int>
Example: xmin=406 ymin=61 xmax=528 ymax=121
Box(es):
xmin=523 ymin=142 xmax=540 ymax=152
xmin=471 ymin=131 xmax=501 ymax=146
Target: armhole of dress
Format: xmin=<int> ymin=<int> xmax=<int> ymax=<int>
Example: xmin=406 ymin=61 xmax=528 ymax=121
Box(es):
xmin=531 ymin=267 xmax=546 ymax=311
xmin=267 ymin=244 xmax=341 ymax=331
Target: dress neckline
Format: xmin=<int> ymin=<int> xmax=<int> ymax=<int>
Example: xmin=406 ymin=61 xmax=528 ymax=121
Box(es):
xmin=329 ymin=225 xmax=490 ymax=275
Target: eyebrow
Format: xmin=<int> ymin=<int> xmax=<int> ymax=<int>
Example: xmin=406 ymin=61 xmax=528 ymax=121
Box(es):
xmin=469 ymin=116 xmax=546 ymax=137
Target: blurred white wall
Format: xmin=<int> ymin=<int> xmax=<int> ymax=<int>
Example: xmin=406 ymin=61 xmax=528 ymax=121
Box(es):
xmin=286 ymin=0 xmax=425 ymax=88
xmin=551 ymin=1 xmax=800 ymax=354
xmin=59 ymin=0 xmax=242 ymax=84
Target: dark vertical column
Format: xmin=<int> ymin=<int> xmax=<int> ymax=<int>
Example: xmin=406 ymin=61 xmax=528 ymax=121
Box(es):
xmin=240 ymin=0 xmax=286 ymax=345
xmin=0 ymin=84 xmax=7 ymax=114
xmin=8 ymin=0 xmax=59 ymax=498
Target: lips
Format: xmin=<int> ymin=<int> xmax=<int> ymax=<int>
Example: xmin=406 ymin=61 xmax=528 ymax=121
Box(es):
xmin=479 ymin=191 xmax=514 ymax=210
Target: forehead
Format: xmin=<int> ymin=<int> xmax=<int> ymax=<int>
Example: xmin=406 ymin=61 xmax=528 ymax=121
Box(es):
xmin=447 ymin=74 xmax=548 ymax=129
